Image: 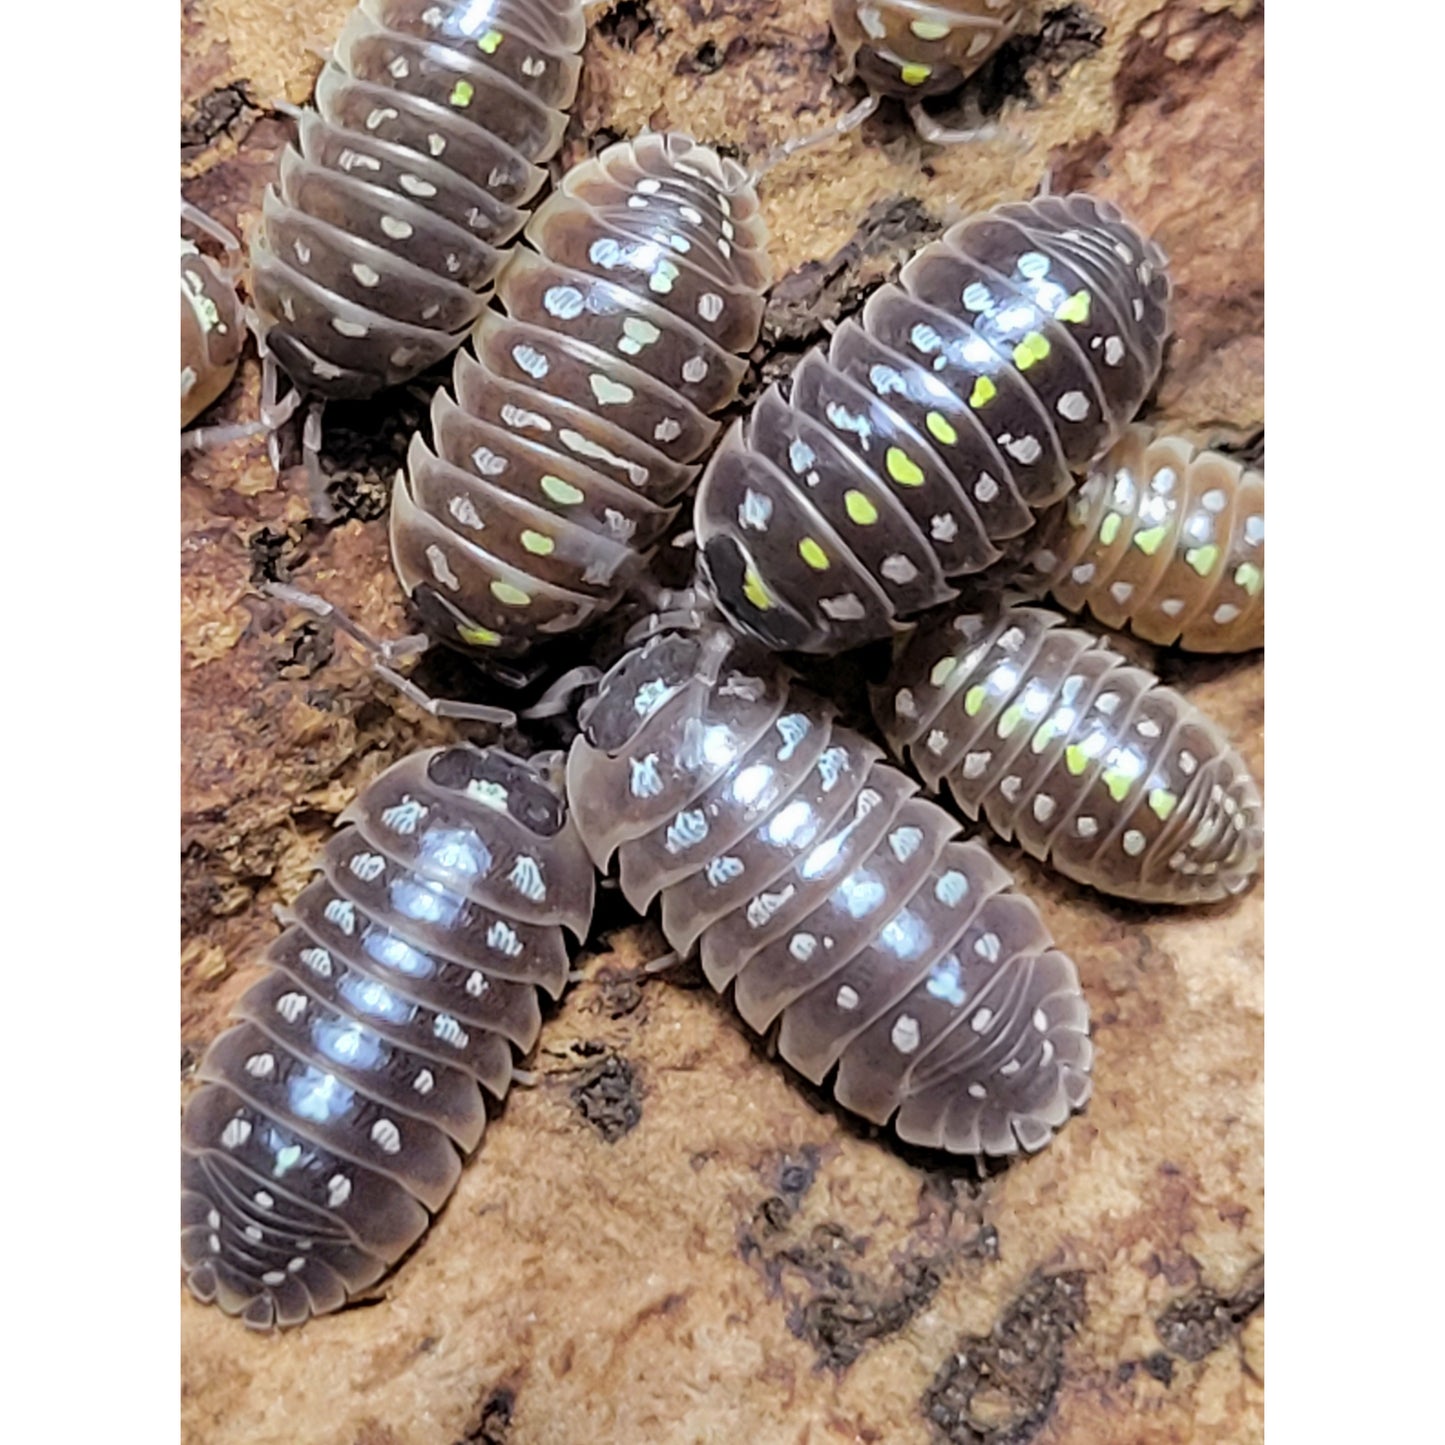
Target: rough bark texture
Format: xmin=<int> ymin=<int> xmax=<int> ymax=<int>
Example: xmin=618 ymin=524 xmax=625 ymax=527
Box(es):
xmin=180 ymin=2 xmax=1264 ymax=1440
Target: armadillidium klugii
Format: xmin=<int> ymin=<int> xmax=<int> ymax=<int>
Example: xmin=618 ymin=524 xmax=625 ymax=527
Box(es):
xmin=1024 ymin=424 xmax=1264 ymax=652
xmin=565 ymin=623 xmax=1093 ymax=1157
xmin=181 ymin=746 xmax=595 ymax=1330
xmin=833 ymin=1 xmax=1026 ymax=121
xmin=249 ymin=0 xmax=585 ymax=399
xmin=182 ymin=229 xmax=246 ymax=428
xmin=392 ymin=132 xmax=772 ymax=659
xmin=694 ymin=192 xmax=1170 ymax=655
xmin=874 ymin=604 xmax=1263 ymax=904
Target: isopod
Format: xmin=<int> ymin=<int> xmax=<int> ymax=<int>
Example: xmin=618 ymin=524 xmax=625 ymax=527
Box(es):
xmin=181 ymin=745 xmax=595 ymax=1330
xmin=873 ymin=603 xmax=1263 ymax=904
xmin=249 ymin=0 xmax=586 ymax=400
xmin=1024 ymin=424 xmax=1264 ymax=652
xmin=833 ymin=1 xmax=1027 ymax=143
xmin=181 ymin=219 xmax=246 ymax=429
xmin=694 ymin=191 xmax=1170 ymax=655
xmin=391 ymin=131 xmax=772 ymax=659
xmin=565 ymin=622 xmax=1093 ymax=1157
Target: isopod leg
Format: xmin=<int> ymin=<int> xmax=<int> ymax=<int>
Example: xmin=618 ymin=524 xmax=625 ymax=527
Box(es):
xmin=301 ymin=403 xmax=338 ymax=523
xmin=906 ymin=102 xmax=1012 ymax=150
xmin=748 ymin=95 xmax=879 ymax=184
xmin=181 ymin=419 xmax=271 ymax=453
xmin=180 ymin=200 xmax=241 ymax=261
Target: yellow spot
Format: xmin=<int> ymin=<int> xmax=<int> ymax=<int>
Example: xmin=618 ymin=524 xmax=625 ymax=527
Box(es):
xmin=1149 ymin=789 xmax=1178 ymax=821
xmin=541 ymin=476 xmax=583 ymax=505
xmin=1185 ymin=544 xmax=1220 ymax=576
xmin=930 ymin=658 xmax=956 ymax=687
xmin=1065 ymin=744 xmax=1089 ymax=776
xmin=963 ymin=686 xmax=987 ymax=717
xmin=926 ymin=411 xmax=958 ymax=446
xmin=1056 ymin=290 xmax=1092 ymax=325
xmin=490 ymin=580 xmax=531 ymax=607
xmin=1099 ymin=512 xmax=1122 ymax=547
xmin=1134 ymin=524 xmax=1169 ymax=556
xmin=910 ymin=19 xmax=952 ymax=40
xmin=969 ymin=376 xmax=997 ymax=409
xmin=477 ymin=29 xmax=504 ymax=53
xmin=743 ymin=567 xmax=773 ymax=611
xmin=798 ymin=537 xmax=830 ymax=571
xmin=844 ymin=489 xmax=878 ymax=526
xmin=1011 ymin=332 xmax=1051 ymax=371
xmin=997 ymin=703 xmax=1025 ymax=739
xmin=449 ymin=80 xmax=474 ymax=108
xmin=899 ymin=63 xmax=933 ymax=86
xmin=457 ymin=623 xmax=501 ymax=647
xmin=1102 ymin=766 xmax=1132 ymax=802
xmin=886 ymin=447 xmax=924 ymax=487
xmin=521 ymin=530 xmax=554 ymax=556
xmin=1234 ymin=562 xmax=1263 ymax=596
xmin=1031 ymin=718 xmax=1060 ymax=754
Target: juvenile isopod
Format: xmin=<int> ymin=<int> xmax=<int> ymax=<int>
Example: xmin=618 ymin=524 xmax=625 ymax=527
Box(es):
xmin=873 ymin=603 xmax=1264 ymax=905
xmin=181 ymin=745 xmax=595 ymax=1329
xmin=391 ymin=131 xmax=773 ymax=660
xmin=181 ymin=211 xmax=247 ymax=430
xmin=832 ymin=0 xmax=1028 ymax=143
xmin=565 ymin=622 xmax=1093 ymax=1157
xmin=694 ymin=192 xmax=1170 ymax=656
xmin=249 ymin=0 xmax=586 ymax=402
xmin=1023 ymin=424 xmax=1264 ymax=652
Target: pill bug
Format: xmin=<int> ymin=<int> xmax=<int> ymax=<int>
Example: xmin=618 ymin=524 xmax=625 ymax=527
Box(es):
xmin=249 ymin=0 xmax=586 ymax=400
xmin=181 ymin=745 xmax=595 ymax=1330
xmin=391 ymin=131 xmax=772 ymax=660
xmin=873 ymin=604 xmax=1263 ymax=904
xmin=181 ymin=228 xmax=247 ymax=428
xmin=565 ymin=622 xmax=1093 ymax=1157
xmin=1024 ymin=424 xmax=1264 ymax=652
xmin=833 ymin=1 xmax=1026 ymax=122
xmin=694 ymin=191 xmax=1171 ymax=656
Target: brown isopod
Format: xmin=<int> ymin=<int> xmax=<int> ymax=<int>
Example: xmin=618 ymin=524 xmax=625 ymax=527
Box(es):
xmin=181 ymin=745 xmax=595 ymax=1330
xmin=874 ymin=603 xmax=1264 ymax=905
xmin=181 ymin=209 xmax=247 ymax=430
xmin=1023 ymin=424 xmax=1264 ymax=652
xmin=565 ymin=622 xmax=1093 ymax=1158
xmin=391 ymin=131 xmax=772 ymax=661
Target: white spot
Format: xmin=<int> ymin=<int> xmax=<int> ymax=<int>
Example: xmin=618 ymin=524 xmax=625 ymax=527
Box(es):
xmin=434 ymin=1015 xmax=469 ymax=1048
xmin=350 ymin=262 xmax=380 ymax=288
xmin=789 ymin=932 xmax=817 ymax=962
xmin=706 ymin=855 xmax=745 ymax=886
xmin=245 ymin=1224 xmax=264 ymax=1243
xmin=1032 ymin=794 xmax=1056 ymax=824
xmin=816 ymin=746 xmax=849 ymax=791
xmin=1057 ymin=391 xmax=1090 ymax=422
xmin=327 ymin=1174 xmax=352 ymax=1208
xmin=927 ymin=729 xmax=950 ymax=755
xmin=544 ymin=286 xmax=585 ymax=319
xmin=245 ymin=1052 xmax=276 ymax=1079
xmin=1214 ymin=603 xmax=1242 ymax=624
xmin=889 ymin=826 xmax=923 ymax=862
xmin=895 ymin=689 xmax=918 ymax=720
xmin=1000 ymin=1059 xmax=1021 ymax=1077
xmin=220 ymin=1117 xmax=252 ymax=1149
xmin=1123 ymin=829 xmax=1147 ymax=856
xmin=698 ymin=292 xmax=724 ymax=322
xmin=426 ymin=544 xmax=460 ymax=590
xmin=349 ymin=851 xmax=385 ymax=882
xmin=819 ymin=594 xmax=866 ymax=621
xmin=414 ymin=1070 xmax=435 ymax=1095
xmin=1095 ymin=692 xmax=1120 ymax=716
xmin=427 ymin=133 xmax=446 ymax=155
xmin=398 ymin=173 xmax=437 ymax=198
xmin=975 ymin=473 xmax=1000 ymax=503
xmin=1244 ymin=514 xmax=1264 ymax=546
xmin=1075 ymin=815 xmax=1098 ymax=839
xmin=1136 ymin=717 xmax=1161 ymax=740
xmin=931 ymin=514 xmax=958 ymax=543
xmin=487 ymin=920 xmax=523 ymax=957
xmin=1004 ymin=434 xmax=1043 ymax=465
xmin=836 ymin=984 xmax=860 ymax=1011
xmin=1033 ymin=1007 xmax=1050 ymax=1033
xmin=971 ymin=1007 xmax=994 ymax=1032
xmin=891 ymin=1015 xmax=922 ymax=1054
xmin=1071 ymin=563 xmax=1096 ymax=585
xmin=999 ymin=775 xmax=1022 ymax=802
xmin=465 ymin=970 xmax=488 ymax=999
xmin=630 ymin=753 xmax=663 ymax=797
xmin=275 ymin=991 xmax=308 ymax=1022
xmin=682 ymin=356 xmax=708 ymax=384
xmin=739 ymin=490 xmax=773 ymax=530
xmin=365 ymin=107 xmax=398 ymax=130
xmin=332 ymin=317 xmax=369 ymax=338
xmin=746 ymin=885 xmax=796 ymax=928
xmin=1110 ymin=582 xmax=1134 ymax=604
xmin=934 ymin=870 xmax=969 ymax=906
xmin=509 ymin=855 xmax=546 ymax=901
xmin=666 ymin=810 xmax=709 ymax=852
xmin=449 ymin=494 xmax=485 ymax=531
xmin=776 ymin=712 xmax=810 ymax=760
xmin=502 ymin=403 xmax=549 ymax=432
xmin=300 ymin=946 xmax=332 ymax=977
xmin=512 ymin=344 xmax=550 ymax=379
xmin=1160 ymin=598 xmax=1186 ymax=618
xmin=379 ymin=215 xmax=413 ymax=240
xmin=974 ymin=932 xmax=1001 ymax=963
xmin=963 ymin=282 xmax=992 ymax=312
xmin=881 ymin=554 xmax=918 ymax=585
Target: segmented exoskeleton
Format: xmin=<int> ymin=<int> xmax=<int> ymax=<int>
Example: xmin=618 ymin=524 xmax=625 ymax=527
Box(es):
xmin=833 ymin=0 xmax=1025 ymax=132
xmin=874 ymin=604 xmax=1263 ymax=904
xmin=181 ymin=746 xmax=595 ymax=1330
xmin=1024 ymin=424 xmax=1264 ymax=652
xmin=392 ymin=132 xmax=772 ymax=659
xmin=565 ymin=623 xmax=1093 ymax=1157
xmin=181 ymin=229 xmax=246 ymax=428
xmin=694 ymin=192 xmax=1170 ymax=656
xmin=250 ymin=0 xmax=585 ymax=399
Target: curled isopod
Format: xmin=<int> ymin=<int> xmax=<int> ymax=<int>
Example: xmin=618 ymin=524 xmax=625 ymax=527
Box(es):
xmin=392 ymin=131 xmax=772 ymax=659
xmin=565 ymin=622 xmax=1093 ymax=1158
xmin=1024 ymin=424 xmax=1264 ymax=652
xmin=873 ymin=604 xmax=1263 ymax=905
xmin=249 ymin=0 xmax=586 ymax=399
xmin=181 ymin=231 xmax=246 ymax=428
xmin=694 ymin=192 xmax=1170 ymax=656
xmin=181 ymin=745 xmax=595 ymax=1330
